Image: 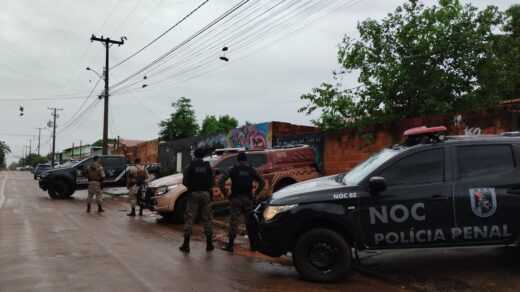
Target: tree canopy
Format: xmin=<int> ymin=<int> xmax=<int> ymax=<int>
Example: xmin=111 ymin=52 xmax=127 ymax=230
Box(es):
xmin=159 ymin=97 xmax=199 ymax=141
xmin=0 ymin=140 xmax=11 ymax=169
xmin=199 ymin=114 xmax=239 ymax=136
xmin=300 ymin=0 xmax=514 ymax=129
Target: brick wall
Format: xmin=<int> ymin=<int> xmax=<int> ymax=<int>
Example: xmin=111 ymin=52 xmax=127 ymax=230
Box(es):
xmin=135 ymin=139 xmax=159 ymax=163
xmin=323 ymin=106 xmax=518 ymax=175
xmin=271 ymin=121 xmax=319 ymax=138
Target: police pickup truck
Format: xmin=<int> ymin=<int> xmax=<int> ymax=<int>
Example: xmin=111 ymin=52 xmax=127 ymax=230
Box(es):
xmin=39 ymin=155 xmax=129 ymax=199
xmin=249 ymin=126 xmax=520 ymax=282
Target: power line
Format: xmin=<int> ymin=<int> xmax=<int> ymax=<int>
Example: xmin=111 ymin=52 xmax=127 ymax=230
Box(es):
xmin=126 ymin=0 xmax=166 ymax=38
xmin=111 ymin=0 xmax=211 ymax=69
xmin=109 ymin=0 xmax=251 ymax=90
xmin=114 ymin=0 xmax=343 ymax=92
xmin=111 ymin=0 xmax=145 ymax=36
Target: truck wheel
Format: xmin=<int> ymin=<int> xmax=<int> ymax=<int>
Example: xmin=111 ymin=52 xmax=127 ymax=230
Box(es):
xmin=292 ymin=228 xmax=351 ymax=282
xmin=173 ymin=195 xmax=188 ymax=223
xmin=48 ymin=181 xmax=72 ymax=199
xmin=273 ymin=179 xmax=295 ymax=192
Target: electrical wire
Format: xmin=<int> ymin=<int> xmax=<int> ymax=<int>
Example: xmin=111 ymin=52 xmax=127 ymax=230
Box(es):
xmin=111 ymin=0 xmax=145 ymax=36
xmin=113 ymin=0 xmax=343 ymax=92
xmin=109 ymin=0 xmax=251 ymax=90
xmin=126 ymin=0 xmax=166 ymax=38
xmin=109 ymin=0 xmax=263 ymax=93
xmin=111 ymin=0 xmax=211 ymax=69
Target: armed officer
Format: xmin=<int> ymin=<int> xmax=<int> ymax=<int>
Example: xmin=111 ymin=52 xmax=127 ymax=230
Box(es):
xmin=126 ymin=158 xmax=149 ymax=217
xmin=86 ymin=156 xmax=106 ymax=213
xmin=179 ymin=147 xmax=215 ymax=253
xmin=219 ymin=151 xmax=265 ymax=252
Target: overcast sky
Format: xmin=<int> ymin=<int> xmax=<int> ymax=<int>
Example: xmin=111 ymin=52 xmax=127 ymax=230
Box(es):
xmin=0 ymin=0 xmax=514 ymax=164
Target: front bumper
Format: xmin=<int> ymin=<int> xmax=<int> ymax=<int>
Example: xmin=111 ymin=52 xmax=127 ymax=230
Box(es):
xmin=248 ymin=203 xmax=296 ymax=257
xmin=39 ymin=179 xmax=49 ymax=191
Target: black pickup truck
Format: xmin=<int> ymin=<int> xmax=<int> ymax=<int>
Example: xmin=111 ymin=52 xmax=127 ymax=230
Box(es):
xmin=38 ymin=155 xmax=129 ymax=199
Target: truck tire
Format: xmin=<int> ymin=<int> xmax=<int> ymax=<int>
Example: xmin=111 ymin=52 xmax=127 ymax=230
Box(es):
xmin=173 ymin=195 xmax=188 ymax=223
xmin=48 ymin=180 xmax=73 ymax=199
xmin=292 ymin=228 xmax=351 ymax=283
xmin=273 ymin=179 xmax=295 ymax=192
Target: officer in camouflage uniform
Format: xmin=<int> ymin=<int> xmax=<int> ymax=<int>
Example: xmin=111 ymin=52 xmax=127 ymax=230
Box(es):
xmin=179 ymin=147 xmax=215 ymax=253
xmin=126 ymin=158 xmax=149 ymax=217
xmin=86 ymin=156 xmax=106 ymax=213
xmin=219 ymin=152 xmax=265 ymax=252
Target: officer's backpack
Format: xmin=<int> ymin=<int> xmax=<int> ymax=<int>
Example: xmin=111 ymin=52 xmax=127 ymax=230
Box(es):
xmin=136 ymin=166 xmax=147 ymax=183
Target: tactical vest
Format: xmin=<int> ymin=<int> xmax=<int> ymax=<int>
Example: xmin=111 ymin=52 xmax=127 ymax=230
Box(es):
xmin=186 ymin=159 xmax=212 ymax=192
xmin=135 ymin=165 xmax=147 ymax=183
xmin=230 ymin=163 xmax=254 ymax=197
xmin=88 ymin=163 xmax=101 ymax=181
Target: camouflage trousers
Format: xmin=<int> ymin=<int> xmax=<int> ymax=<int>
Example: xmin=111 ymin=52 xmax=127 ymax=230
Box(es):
xmin=87 ymin=181 xmax=103 ymax=205
xmin=183 ymin=191 xmax=213 ymax=239
xmin=228 ymin=196 xmax=254 ymax=240
xmin=127 ymin=185 xmax=139 ymax=208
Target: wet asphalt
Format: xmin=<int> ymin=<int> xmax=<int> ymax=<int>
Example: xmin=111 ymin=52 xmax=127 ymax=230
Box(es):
xmin=0 ymin=171 xmax=404 ymax=292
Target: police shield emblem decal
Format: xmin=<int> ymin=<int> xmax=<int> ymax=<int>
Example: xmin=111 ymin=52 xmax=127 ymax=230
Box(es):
xmin=469 ymin=188 xmax=497 ymax=218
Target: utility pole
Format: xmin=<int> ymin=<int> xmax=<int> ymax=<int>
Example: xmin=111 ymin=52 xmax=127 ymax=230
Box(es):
xmin=48 ymin=107 xmax=63 ymax=167
xmin=90 ymin=34 xmax=125 ymax=155
xmin=35 ymin=127 xmax=44 ymax=156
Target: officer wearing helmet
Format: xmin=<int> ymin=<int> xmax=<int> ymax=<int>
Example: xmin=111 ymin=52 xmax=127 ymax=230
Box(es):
xmin=179 ymin=147 xmax=215 ymax=253
xmin=219 ymin=151 xmax=265 ymax=252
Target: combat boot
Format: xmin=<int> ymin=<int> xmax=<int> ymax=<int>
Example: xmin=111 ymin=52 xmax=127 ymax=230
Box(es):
xmin=249 ymin=242 xmax=257 ymax=252
xmin=97 ymin=204 xmax=105 ymax=213
xmin=206 ymin=237 xmax=214 ymax=252
xmin=86 ymin=204 xmax=91 ymax=213
xmin=222 ymin=238 xmax=234 ymax=252
xmin=127 ymin=207 xmax=136 ymax=216
xmin=138 ymin=208 xmax=143 ymax=216
xmin=179 ymin=236 xmax=190 ymax=253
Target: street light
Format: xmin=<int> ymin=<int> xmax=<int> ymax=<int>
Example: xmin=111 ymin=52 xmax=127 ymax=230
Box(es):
xmin=86 ymin=66 xmax=110 ymax=154
xmin=86 ymin=67 xmax=103 ymax=79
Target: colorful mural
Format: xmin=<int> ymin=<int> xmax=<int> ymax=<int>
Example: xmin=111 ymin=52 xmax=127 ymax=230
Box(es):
xmin=197 ymin=122 xmax=272 ymax=150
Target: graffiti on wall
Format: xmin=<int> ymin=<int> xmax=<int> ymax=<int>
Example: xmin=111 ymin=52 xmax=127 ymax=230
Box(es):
xmin=197 ymin=122 xmax=272 ymax=150
xmin=464 ymin=126 xmax=482 ymax=136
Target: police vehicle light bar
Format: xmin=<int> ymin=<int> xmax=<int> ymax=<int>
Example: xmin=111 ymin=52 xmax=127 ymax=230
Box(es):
xmin=404 ymin=126 xmax=447 ymax=136
xmin=403 ymin=126 xmax=447 ymax=146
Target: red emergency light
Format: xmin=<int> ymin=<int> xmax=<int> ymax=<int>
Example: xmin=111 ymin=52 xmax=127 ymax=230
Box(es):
xmin=404 ymin=126 xmax=447 ymax=136
xmin=403 ymin=126 xmax=447 ymax=145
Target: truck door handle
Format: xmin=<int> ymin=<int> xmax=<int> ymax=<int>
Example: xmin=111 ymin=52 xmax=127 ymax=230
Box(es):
xmin=507 ymin=189 xmax=520 ymax=195
xmin=428 ymin=194 xmax=449 ymax=201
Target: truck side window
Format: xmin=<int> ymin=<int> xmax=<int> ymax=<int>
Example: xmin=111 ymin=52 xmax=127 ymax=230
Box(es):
xmin=247 ymin=154 xmax=267 ymax=167
xmin=457 ymin=145 xmax=514 ymax=180
xmin=216 ymin=156 xmax=237 ymax=171
xmin=378 ymin=149 xmax=444 ymax=186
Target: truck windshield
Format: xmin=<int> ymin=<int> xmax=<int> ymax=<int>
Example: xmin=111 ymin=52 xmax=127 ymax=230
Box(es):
xmin=342 ymin=148 xmax=403 ymax=185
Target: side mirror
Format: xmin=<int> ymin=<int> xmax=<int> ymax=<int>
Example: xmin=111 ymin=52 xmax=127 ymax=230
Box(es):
xmin=368 ymin=176 xmax=387 ymax=194
xmin=77 ymin=164 xmax=84 ymax=170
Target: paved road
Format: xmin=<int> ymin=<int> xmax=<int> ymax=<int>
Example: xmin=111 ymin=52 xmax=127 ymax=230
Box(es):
xmin=0 ymin=171 xmax=402 ymax=292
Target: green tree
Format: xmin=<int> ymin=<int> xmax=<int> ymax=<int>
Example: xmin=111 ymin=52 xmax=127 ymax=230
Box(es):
xmin=159 ymin=97 xmax=199 ymax=141
xmin=299 ymin=0 xmax=505 ymax=129
xmin=199 ymin=114 xmax=239 ymax=135
xmin=92 ymin=138 xmax=117 ymax=147
xmin=23 ymin=154 xmax=48 ymax=168
xmin=0 ymin=141 xmax=11 ymax=169
xmin=8 ymin=161 xmax=18 ymax=171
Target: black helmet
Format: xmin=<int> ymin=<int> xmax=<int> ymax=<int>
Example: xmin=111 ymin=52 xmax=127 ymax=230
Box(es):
xmin=237 ymin=151 xmax=247 ymax=162
xmin=193 ymin=147 xmax=205 ymax=158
